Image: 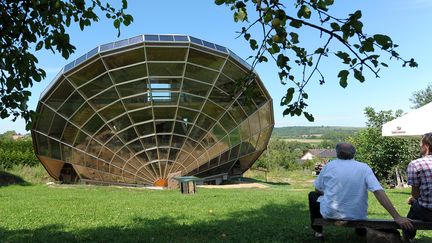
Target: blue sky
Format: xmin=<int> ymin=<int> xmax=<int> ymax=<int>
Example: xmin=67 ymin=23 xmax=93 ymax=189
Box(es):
xmin=1 ymin=0 xmax=431 ymax=134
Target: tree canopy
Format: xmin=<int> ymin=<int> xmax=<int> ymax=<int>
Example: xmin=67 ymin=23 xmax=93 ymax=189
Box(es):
xmin=0 ymin=0 xmax=133 ymax=129
xmin=349 ymin=107 xmax=418 ymax=183
xmin=410 ymin=82 xmax=432 ymax=109
xmin=215 ymin=0 xmax=417 ymax=121
xmin=254 ymin=139 xmax=312 ymax=170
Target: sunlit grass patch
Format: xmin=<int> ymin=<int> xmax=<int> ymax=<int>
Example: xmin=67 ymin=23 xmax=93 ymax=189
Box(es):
xmin=0 ymin=171 xmax=431 ymax=242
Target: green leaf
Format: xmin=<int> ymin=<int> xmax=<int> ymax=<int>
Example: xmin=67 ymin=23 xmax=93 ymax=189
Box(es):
xmin=237 ymin=8 xmax=247 ymax=21
xmin=341 ymin=23 xmax=350 ymax=41
xmin=297 ymin=5 xmax=311 ymax=19
xmin=0 ymin=109 xmax=9 ymax=119
xmin=374 ymin=34 xmax=392 ymax=49
xmin=276 ymin=54 xmax=289 ymax=68
xmin=322 ymin=16 xmax=330 ymax=23
xmin=351 ymin=20 xmax=363 ymax=33
xmin=264 ymin=12 xmax=272 ymax=24
xmin=317 ymin=1 xmax=328 ymax=11
xmin=79 ymin=19 xmax=85 ymax=30
xmin=249 ymin=39 xmax=258 ymax=50
xmin=34 ymin=73 xmax=41 ymax=82
xmin=282 ymin=108 xmax=291 ymax=116
xmin=304 ymin=7 xmax=311 ymax=18
xmin=335 ymin=51 xmax=350 ymax=64
xmin=338 ymin=70 xmax=349 ymax=88
xmin=408 ymin=58 xmax=418 ymax=67
xmin=330 ymin=22 xmax=340 ymax=31
xmin=335 ymin=51 xmax=348 ymax=60
xmin=244 ymin=33 xmax=250 ymax=40
xmin=351 ymin=10 xmax=362 ymax=20
xmin=123 ymin=15 xmax=133 ymax=26
xmin=314 ymin=48 xmax=324 ymax=54
xmin=361 ymin=38 xmax=375 ymax=52
xmin=214 ymin=0 xmax=226 ymax=5
xmin=353 ymin=69 xmax=365 ymax=82
xmin=289 ymin=32 xmax=299 ymax=44
xmin=235 ymin=1 xmax=246 ymax=8
xmin=303 ymin=112 xmax=314 ymax=122
xmin=267 ymin=48 xmax=276 ymax=54
xmin=35 ymin=41 xmax=44 ymax=51
xmin=271 ymin=43 xmax=280 ymax=53
xmin=113 ymin=19 xmax=120 ymax=29
xmin=258 ymin=56 xmax=268 ymax=62
xmin=289 ymin=19 xmax=302 ymax=28
xmin=284 ymin=87 xmax=295 ymax=105
xmin=278 ymin=70 xmax=288 ymax=81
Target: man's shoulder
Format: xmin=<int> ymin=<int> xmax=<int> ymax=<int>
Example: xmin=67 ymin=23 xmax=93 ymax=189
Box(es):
xmin=350 ymin=160 xmax=371 ymax=168
xmin=327 ymin=159 xmax=371 ymax=172
xmin=410 ymin=156 xmax=432 ymax=166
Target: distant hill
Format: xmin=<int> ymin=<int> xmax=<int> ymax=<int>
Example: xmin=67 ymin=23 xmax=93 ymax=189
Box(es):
xmin=272 ymin=126 xmax=363 ymax=139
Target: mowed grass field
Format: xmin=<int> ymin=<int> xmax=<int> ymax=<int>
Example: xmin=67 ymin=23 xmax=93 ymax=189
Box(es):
xmin=1 ymin=171 xmax=432 ymax=242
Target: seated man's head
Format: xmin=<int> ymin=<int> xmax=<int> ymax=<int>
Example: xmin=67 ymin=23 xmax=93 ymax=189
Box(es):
xmin=336 ymin=142 xmax=356 ymax=160
xmin=421 ymin=133 xmax=432 ymax=156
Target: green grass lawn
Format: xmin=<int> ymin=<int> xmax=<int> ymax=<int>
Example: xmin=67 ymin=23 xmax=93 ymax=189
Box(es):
xmin=1 ymin=171 xmax=432 ymax=242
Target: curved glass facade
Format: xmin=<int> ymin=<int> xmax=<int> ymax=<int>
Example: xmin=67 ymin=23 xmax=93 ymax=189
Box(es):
xmin=31 ymin=34 xmax=274 ymax=186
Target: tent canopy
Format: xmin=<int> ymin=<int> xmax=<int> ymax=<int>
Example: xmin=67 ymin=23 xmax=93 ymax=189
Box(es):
xmin=382 ymin=102 xmax=432 ymax=137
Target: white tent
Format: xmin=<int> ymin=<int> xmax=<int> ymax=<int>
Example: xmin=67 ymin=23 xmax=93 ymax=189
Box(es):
xmin=382 ymin=102 xmax=432 ymax=137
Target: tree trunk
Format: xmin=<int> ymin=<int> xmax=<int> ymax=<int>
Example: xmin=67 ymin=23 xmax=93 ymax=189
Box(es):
xmin=395 ymin=167 xmax=407 ymax=188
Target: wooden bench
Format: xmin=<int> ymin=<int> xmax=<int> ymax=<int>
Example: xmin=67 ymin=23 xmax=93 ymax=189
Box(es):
xmin=314 ymin=218 xmax=432 ymax=230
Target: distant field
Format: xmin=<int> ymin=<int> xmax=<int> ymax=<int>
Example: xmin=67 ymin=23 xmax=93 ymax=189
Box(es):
xmin=279 ymin=138 xmax=324 ymax=144
xmin=272 ymin=126 xmax=362 ymax=138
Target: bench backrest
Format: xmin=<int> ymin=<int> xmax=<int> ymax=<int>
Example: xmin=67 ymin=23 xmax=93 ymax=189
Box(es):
xmin=314 ymin=218 xmax=432 ymax=230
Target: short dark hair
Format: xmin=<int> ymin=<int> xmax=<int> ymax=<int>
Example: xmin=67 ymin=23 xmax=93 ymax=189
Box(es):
xmin=336 ymin=142 xmax=356 ymax=160
xmin=422 ymin=133 xmax=432 ymax=154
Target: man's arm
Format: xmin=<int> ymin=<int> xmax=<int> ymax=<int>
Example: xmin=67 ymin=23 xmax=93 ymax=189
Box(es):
xmin=411 ymin=185 xmax=420 ymax=199
xmin=408 ymin=185 xmax=420 ymax=204
xmin=407 ymin=162 xmax=419 ymax=204
xmin=373 ymin=190 xmax=414 ymax=231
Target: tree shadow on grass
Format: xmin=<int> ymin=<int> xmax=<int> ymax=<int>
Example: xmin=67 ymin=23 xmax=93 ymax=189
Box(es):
xmin=0 ymin=171 xmax=30 ymax=187
xmin=0 ymin=224 xmax=76 ymax=242
xmin=1 ymin=201 xmax=396 ymax=243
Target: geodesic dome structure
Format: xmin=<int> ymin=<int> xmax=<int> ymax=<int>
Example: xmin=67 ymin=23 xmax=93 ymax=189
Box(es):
xmin=31 ymin=34 xmax=274 ymax=186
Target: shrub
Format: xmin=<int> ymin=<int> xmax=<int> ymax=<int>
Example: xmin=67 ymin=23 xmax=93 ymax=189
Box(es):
xmin=0 ymin=140 xmax=39 ymax=169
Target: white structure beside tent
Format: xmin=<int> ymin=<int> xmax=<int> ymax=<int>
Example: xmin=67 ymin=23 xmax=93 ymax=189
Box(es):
xmin=382 ymin=102 xmax=432 ymax=137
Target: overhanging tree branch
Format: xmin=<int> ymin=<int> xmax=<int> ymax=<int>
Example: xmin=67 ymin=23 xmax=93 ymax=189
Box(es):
xmin=215 ymin=0 xmax=418 ymax=122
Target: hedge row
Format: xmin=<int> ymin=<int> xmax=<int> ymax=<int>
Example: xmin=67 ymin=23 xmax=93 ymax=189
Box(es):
xmin=0 ymin=140 xmax=39 ymax=169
